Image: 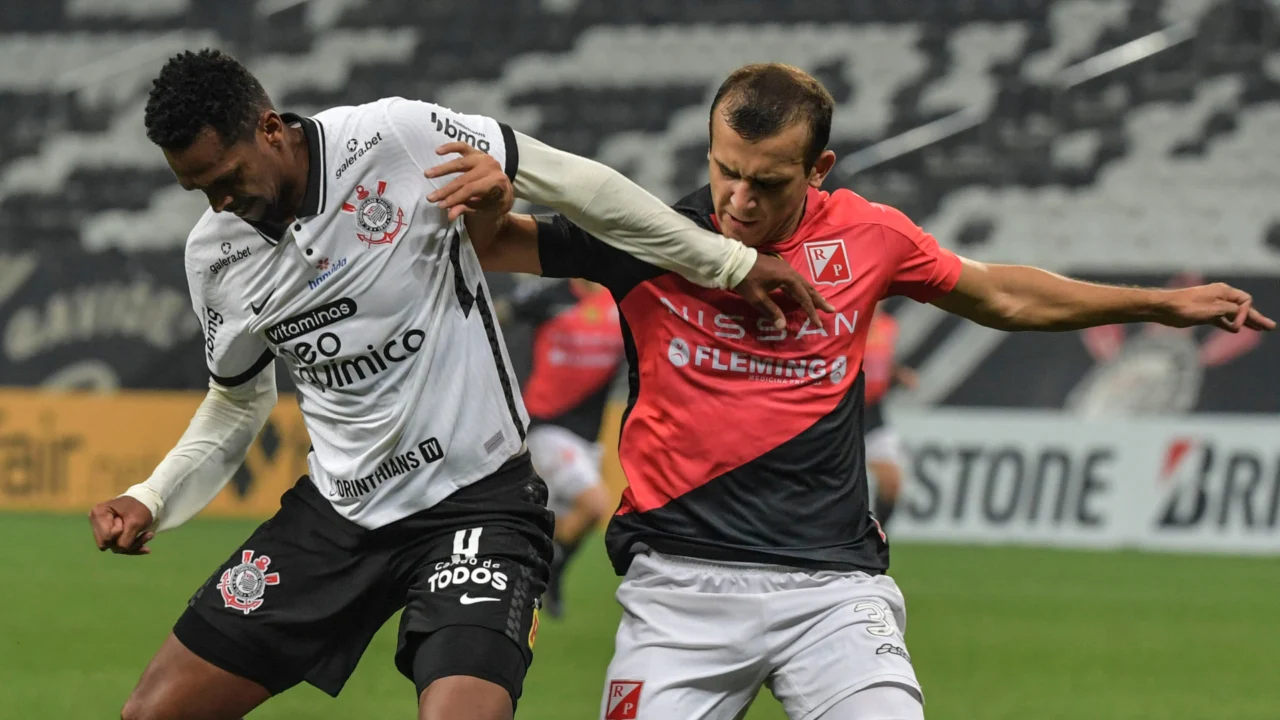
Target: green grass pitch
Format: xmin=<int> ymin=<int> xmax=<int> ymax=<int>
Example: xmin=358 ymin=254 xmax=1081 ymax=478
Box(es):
xmin=2 ymin=513 xmax=1277 ymax=719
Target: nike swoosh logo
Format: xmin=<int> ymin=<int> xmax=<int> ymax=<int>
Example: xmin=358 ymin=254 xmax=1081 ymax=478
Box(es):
xmin=250 ymin=289 xmax=276 ymax=315
xmin=459 ymin=593 xmax=501 ymax=605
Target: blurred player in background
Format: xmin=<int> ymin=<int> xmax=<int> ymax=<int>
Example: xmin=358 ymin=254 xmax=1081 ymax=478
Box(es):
xmin=862 ymin=303 xmax=918 ymax=532
xmin=85 ymin=49 xmax=827 ymax=720
xmin=498 ymin=278 xmax=622 ymax=618
xmin=429 ymin=62 xmax=1273 ymax=720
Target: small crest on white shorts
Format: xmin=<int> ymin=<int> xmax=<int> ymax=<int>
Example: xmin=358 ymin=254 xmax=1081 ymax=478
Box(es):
xmin=605 ymin=680 xmax=644 ymax=720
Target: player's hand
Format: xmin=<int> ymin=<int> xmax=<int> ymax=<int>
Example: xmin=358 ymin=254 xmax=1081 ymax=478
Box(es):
xmin=735 ymin=253 xmax=835 ymax=330
xmin=425 ymin=142 xmax=514 ymax=222
xmin=88 ymin=496 xmax=155 ymax=556
xmin=1159 ymin=283 xmax=1275 ymax=333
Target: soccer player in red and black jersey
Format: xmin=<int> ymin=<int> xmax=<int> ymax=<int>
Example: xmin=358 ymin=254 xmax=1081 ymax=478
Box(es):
xmin=862 ymin=304 xmax=918 ymax=532
xmin=497 ymin=278 xmax=622 ymax=617
xmin=434 ymin=63 xmax=1273 ymax=720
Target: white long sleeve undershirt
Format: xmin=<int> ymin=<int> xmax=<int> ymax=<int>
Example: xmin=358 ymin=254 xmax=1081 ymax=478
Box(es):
xmin=512 ymin=131 xmax=757 ymax=289
xmin=121 ymin=367 xmax=276 ymax=531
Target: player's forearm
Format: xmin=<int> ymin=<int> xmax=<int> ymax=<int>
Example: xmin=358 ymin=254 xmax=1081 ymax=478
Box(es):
xmin=464 ymin=211 xmax=542 ymax=275
xmin=511 ymin=131 xmax=757 ymax=289
xmin=975 ymin=264 xmax=1168 ymax=331
xmin=122 ymin=368 xmax=277 ymax=531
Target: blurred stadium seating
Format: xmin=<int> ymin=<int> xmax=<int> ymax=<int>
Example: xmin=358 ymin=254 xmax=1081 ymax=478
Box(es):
xmin=0 ymin=0 xmax=1276 ymax=399
xmin=2 ymin=4 xmax=1278 ymax=719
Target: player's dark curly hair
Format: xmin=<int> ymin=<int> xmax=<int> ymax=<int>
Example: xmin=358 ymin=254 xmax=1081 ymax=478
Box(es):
xmin=144 ymin=48 xmax=273 ymax=151
xmin=710 ymin=63 xmax=834 ymax=171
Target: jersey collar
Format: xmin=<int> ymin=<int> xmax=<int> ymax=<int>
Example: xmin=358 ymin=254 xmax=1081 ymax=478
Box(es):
xmin=281 ymin=112 xmax=327 ymax=218
xmin=243 ymin=113 xmax=327 ymax=243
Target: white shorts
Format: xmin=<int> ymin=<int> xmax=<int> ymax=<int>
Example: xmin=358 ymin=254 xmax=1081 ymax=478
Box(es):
xmin=525 ymin=423 xmax=604 ymax=518
xmin=601 ymin=552 xmax=922 ymax=720
xmin=865 ymin=426 xmax=905 ymax=468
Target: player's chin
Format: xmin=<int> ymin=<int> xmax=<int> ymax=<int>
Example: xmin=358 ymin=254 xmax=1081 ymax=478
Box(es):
xmin=234 ymin=199 xmax=269 ymax=222
xmin=722 ymin=217 xmax=765 ymax=245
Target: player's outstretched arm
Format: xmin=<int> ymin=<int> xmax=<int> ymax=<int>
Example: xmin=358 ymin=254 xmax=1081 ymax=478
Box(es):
xmin=932 ymin=257 xmax=1276 ymax=333
xmin=432 ymin=142 xmax=832 ymax=329
xmin=88 ymin=368 xmax=277 ymax=554
xmin=507 ymin=132 xmax=758 ymax=290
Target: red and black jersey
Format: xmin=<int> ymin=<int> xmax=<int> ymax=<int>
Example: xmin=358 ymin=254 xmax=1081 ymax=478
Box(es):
xmin=536 ymin=186 xmax=961 ymax=575
xmin=864 ymin=312 xmax=900 ymax=407
xmin=511 ymin=280 xmax=623 ymax=441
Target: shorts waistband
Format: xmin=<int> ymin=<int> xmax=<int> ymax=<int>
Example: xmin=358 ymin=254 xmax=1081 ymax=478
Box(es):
xmin=641 ymin=550 xmax=844 ymax=576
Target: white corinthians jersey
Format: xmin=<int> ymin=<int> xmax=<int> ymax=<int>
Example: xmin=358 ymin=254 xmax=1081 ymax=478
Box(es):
xmin=186 ymin=97 xmax=528 ymax=528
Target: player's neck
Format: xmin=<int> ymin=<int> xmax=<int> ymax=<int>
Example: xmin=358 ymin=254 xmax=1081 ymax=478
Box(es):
xmin=280 ymin=125 xmax=311 ymax=224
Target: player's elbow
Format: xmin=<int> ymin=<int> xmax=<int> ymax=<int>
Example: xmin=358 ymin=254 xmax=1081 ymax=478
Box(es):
xmin=984 ymin=296 xmax=1069 ymax=331
xmin=468 ymin=214 xmax=543 ymax=275
xmin=471 ymin=232 xmax=505 ymax=269
xmin=978 ymin=264 xmax=1085 ymax=331
xmin=949 ymin=287 xmax=1028 ymax=332
xmin=985 ymin=290 xmax=1037 ymax=330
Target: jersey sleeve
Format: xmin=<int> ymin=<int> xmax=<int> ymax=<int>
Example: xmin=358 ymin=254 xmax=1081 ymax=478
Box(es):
xmin=535 ymin=214 xmax=613 ymax=282
xmin=381 ymin=96 xmax=517 ymax=185
xmin=185 ymin=252 xmax=273 ymax=387
xmin=878 ymin=204 xmax=963 ymax=302
xmin=535 ymin=213 xmax=660 ymax=296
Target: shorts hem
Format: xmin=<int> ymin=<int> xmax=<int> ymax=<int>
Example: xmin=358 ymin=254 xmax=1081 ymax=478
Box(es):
xmin=173 ymin=607 xmax=302 ymax=696
xmin=406 ymin=625 xmax=531 ymax=707
xmin=415 ymin=667 xmax=525 ymax=703
xmin=798 ymin=673 xmax=923 ymax=720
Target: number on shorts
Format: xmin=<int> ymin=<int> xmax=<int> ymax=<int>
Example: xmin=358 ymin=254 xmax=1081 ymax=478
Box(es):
xmin=452 ymin=527 xmax=483 ymax=559
xmin=854 ymin=601 xmax=900 ymax=637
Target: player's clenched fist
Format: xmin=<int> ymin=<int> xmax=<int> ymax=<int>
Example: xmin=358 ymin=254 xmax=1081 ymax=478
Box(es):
xmin=89 ymin=496 xmax=155 ymax=556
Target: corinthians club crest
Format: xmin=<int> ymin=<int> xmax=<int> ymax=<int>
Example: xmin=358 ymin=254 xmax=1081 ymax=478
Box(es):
xmin=341 ymin=179 xmax=407 ymax=247
xmin=217 ymin=549 xmax=281 ymax=615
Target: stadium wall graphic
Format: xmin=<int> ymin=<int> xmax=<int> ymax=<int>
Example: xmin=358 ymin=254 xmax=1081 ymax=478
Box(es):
xmin=0 ymin=389 xmax=310 ymax=517
xmin=0 ymin=250 xmax=205 ymax=390
xmin=891 ymin=409 xmax=1280 ymax=555
xmin=0 ymin=389 xmax=1276 ymax=555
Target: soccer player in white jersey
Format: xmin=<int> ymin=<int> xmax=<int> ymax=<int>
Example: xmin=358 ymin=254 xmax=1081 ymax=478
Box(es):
xmin=85 ymin=49 xmax=830 ymax=720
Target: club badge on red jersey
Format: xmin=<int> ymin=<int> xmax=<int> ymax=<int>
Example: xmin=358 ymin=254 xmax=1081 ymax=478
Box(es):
xmin=803 ymin=239 xmax=852 ymax=286
xmin=605 ymin=680 xmax=644 ymax=720
xmin=341 ymin=179 xmax=407 ymax=247
xmin=217 ymin=549 xmax=281 ymax=615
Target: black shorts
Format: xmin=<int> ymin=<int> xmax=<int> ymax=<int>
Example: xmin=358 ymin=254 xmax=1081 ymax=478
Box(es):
xmin=173 ymin=453 xmax=554 ymax=703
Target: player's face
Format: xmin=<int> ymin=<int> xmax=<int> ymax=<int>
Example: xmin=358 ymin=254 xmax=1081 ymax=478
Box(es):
xmin=708 ymin=111 xmax=836 ymax=248
xmin=165 ymin=114 xmax=290 ymax=224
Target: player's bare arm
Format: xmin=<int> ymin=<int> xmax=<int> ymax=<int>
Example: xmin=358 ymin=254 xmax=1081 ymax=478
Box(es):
xmin=933 ymin=256 xmax=1276 ymax=333
xmin=429 ymin=141 xmax=833 ymax=330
